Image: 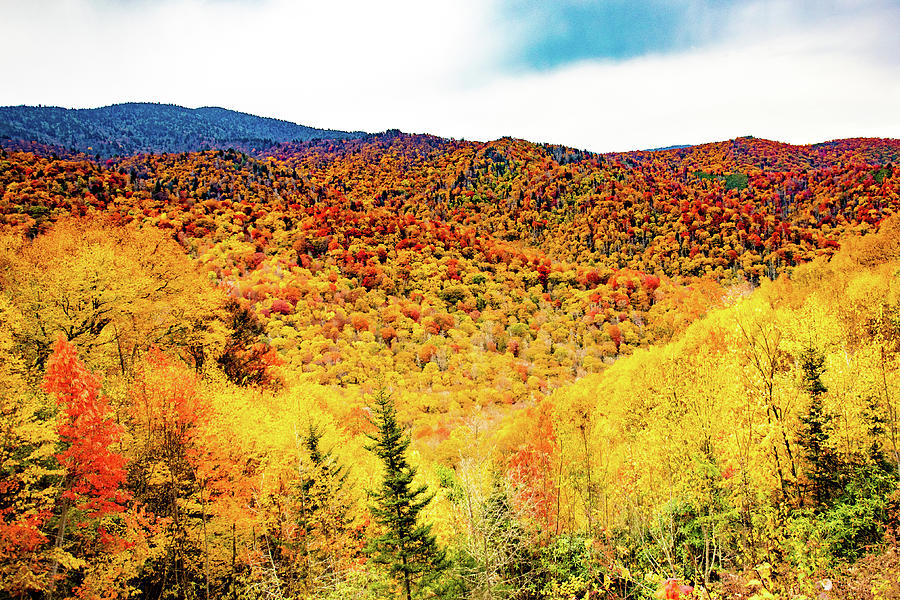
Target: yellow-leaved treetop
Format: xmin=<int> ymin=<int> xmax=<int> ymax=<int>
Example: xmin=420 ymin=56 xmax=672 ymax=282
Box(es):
xmin=2 ymin=218 xmax=229 ymax=376
xmin=0 ymin=295 xmax=60 ymax=596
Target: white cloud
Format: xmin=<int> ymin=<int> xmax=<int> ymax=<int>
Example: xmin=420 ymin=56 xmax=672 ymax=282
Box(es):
xmin=388 ymin=7 xmax=900 ymax=151
xmin=0 ymin=0 xmax=897 ymax=151
xmin=0 ymin=0 xmax=506 ymax=128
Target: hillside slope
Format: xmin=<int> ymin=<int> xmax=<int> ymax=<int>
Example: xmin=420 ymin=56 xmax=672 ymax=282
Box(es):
xmin=2 ymin=134 xmax=898 ymax=398
xmin=1 ymin=131 xmax=900 ymax=598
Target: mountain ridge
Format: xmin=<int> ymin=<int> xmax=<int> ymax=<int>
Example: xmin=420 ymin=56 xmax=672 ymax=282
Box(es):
xmin=0 ymin=102 xmax=365 ymax=157
xmin=4 ymin=102 xmax=899 ymax=163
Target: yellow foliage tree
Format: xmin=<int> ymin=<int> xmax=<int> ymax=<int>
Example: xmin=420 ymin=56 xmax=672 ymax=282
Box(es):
xmin=3 ymin=218 xmax=229 ymax=377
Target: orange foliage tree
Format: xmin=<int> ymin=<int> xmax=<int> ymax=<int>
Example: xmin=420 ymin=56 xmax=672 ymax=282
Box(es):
xmin=42 ymin=336 xmax=130 ymax=596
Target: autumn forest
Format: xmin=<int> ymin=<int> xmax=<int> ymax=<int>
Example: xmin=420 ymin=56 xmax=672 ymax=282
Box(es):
xmin=2 ymin=114 xmax=900 ymax=599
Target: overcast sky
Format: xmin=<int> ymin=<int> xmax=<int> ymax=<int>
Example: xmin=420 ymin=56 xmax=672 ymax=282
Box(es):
xmin=1 ymin=0 xmax=898 ymax=152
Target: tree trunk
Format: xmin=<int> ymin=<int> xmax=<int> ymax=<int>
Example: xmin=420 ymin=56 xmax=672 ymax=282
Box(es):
xmin=403 ymin=555 xmax=412 ymax=600
xmin=45 ymin=499 xmax=71 ymax=600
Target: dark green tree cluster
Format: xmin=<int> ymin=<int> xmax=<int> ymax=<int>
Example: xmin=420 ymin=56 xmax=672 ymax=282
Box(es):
xmin=366 ymin=389 xmax=449 ymax=600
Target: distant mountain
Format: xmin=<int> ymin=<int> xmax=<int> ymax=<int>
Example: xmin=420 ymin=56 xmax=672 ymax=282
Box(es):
xmin=644 ymin=143 xmax=691 ymax=151
xmin=0 ymin=103 xmax=365 ymax=156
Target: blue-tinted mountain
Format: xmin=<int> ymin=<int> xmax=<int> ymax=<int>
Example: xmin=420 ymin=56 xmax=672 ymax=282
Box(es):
xmin=0 ymin=102 xmax=364 ymax=157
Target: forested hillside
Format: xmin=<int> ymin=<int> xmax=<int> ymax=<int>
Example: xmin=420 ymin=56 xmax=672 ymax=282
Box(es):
xmin=1 ymin=132 xmax=899 ymax=599
xmin=0 ymin=103 xmax=363 ymax=157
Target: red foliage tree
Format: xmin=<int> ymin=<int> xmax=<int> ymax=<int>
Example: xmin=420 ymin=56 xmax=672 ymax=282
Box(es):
xmin=41 ymin=336 xmax=129 ymax=591
xmin=43 ymin=337 xmax=128 ymax=519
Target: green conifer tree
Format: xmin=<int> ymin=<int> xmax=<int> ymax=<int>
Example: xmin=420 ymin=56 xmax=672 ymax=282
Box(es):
xmin=279 ymin=422 xmax=353 ymax=596
xmin=366 ymin=389 xmax=448 ymax=600
xmin=301 ymin=422 xmax=352 ymax=579
xmin=797 ymin=348 xmax=841 ymax=507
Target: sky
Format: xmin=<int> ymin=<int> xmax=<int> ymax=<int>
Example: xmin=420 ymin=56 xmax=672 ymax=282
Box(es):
xmin=1 ymin=0 xmax=898 ymax=152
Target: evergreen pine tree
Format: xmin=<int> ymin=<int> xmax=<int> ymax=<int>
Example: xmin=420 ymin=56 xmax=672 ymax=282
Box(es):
xmin=797 ymin=348 xmax=841 ymax=507
xmin=302 ymin=422 xmax=352 ymax=574
xmin=863 ymin=394 xmax=897 ymax=477
xmin=284 ymin=423 xmax=353 ymax=596
xmin=366 ymin=389 xmax=448 ymax=600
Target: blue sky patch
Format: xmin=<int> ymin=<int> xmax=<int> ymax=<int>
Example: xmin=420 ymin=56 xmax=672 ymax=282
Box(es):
xmin=499 ymin=0 xmax=882 ymax=70
xmin=502 ymin=0 xmax=735 ymax=68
